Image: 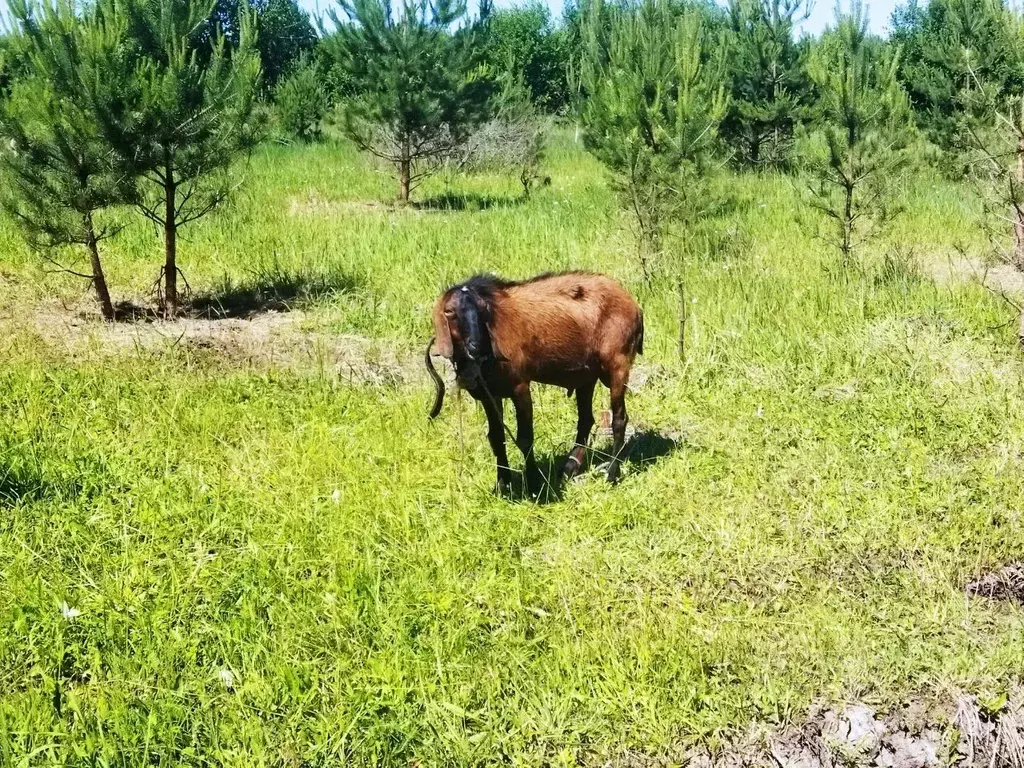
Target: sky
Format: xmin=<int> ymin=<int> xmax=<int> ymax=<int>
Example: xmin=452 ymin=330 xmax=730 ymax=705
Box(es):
xmin=298 ymin=0 xmax=900 ymax=38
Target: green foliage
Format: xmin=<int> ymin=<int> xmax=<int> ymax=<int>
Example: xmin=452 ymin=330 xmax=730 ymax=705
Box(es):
xmin=461 ymin=69 xmax=549 ymax=196
xmin=274 ymin=55 xmax=329 ymax=142
xmin=722 ymin=0 xmax=815 ymax=168
xmin=0 ymin=13 xmax=53 ymax=97
xmin=485 ymin=3 xmax=570 ymax=113
xmin=890 ymin=0 xmax=1023 ymax=150
xmin=0 ymin=0 xmax=137 ymax=321
xmin=214 ymin=0 xmax=318 ymax=88
xmin=86 ymin=0 xmax=263 ymax=315
xmin=580 ymin=0 xmax=727 ymax=277
xmin=806 ymin=2 xmax=913 ymax=262
xmin=323 ymin=0 xmax=494 ymax=203
xmin=951 ymin=4 xmax=1024 ymax=275
xmin=0 ymin=34 xmax=21 ymax=96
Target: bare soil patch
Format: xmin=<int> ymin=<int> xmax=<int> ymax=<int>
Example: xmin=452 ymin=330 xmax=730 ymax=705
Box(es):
xmin=607 ymin=689 xmax=1024 ymax=768
xmin=287 ymin=195 xmax=392 ymax=216
xmin=20 ymin=300 xmax=418 ymax=386
xmin=966 ymin=562 xmax=1024 ymax=605
xmin=926 ymin=252 xmax=1024 ymax=295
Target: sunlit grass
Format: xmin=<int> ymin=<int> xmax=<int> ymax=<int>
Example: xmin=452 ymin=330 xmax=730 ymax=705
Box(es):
xmin=1 ymin=129 xmax=1023 ymax=765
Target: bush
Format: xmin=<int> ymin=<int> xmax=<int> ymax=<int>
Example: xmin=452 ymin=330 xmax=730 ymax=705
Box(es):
xmin=274 ymin=59 xmax=329 ymax=142
xmin=458 ymin=74 xmax=550 ymax=196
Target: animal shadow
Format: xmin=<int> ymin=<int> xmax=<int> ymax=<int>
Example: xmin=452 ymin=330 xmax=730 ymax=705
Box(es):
xmin=505 ymin=428 xmax=680 ymax=504
xmin=623 ymin=429 xmax=679 ymax=469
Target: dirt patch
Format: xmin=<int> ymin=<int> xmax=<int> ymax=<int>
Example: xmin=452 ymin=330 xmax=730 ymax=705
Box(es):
xmin=288 ymin=196 xmax=392 ymax=216
xmin=966 ymin=562 xmax=1024 ymax=605
xmin=22 ymin=301 xmax=420 ymax=387
xmin=12 ymin=300 xmax=680 ymax=393
xmin=926 ymin=252 xmax=1024 ymax=295
xmin=603 ymin=690 xmax=1024 ymax=767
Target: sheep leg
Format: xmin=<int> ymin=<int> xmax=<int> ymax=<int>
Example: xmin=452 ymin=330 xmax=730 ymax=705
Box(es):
xmin=511 ymin=384 xmax=542 ymax=495
xmin=483 ymin=396 xmax=513 ymax=495
xmin=606 ymin=370 xmax=629 ymax=484
xmin=562 ymin=381 xmax=595 ymax=480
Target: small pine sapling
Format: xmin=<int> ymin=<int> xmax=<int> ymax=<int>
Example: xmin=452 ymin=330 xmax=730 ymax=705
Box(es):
xmin=324 ymin=0 xmax=494 ymax=203
xmin=806 ymin=1 xmax=912 ymax=265
xmin=580 ymin=0 xmax=727 ymax=281
xmin=0 ymin=0 xmax=134 ymax=321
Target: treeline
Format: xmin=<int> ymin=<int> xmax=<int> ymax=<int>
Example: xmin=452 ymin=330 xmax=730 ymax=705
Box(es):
xmin=3 ymin=0 xmax=1024 ymax=324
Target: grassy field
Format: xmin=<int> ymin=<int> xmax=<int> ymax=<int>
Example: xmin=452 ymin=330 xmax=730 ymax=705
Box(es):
xmin=2 ymin=131 xmax=1024 ymax=766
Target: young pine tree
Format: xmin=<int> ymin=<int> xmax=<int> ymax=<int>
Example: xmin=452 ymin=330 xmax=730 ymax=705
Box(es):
xmin=484 ymin=4 xmax=569 ymax=113
xmin=723 ymin=0 xmax=815 ymax=168
xmin=92 ymin=0 xmax=263 ymax=316
xmin=324 ymin=0 xmax=494 ymax=204
xmin=580 ymin=0 xmax=727 ymax=278
xmin=891 ymin=0 xmax=1019 ymax=151
xmin=807 ymin=2 xmax=912 ymax=264
xmin=953 ymin=0 xmax=1024 ymax=341
xmin=0 ymin=0 xmax=134 ymax=321
xmin=275 ymin=55 xmax=329 ymax=141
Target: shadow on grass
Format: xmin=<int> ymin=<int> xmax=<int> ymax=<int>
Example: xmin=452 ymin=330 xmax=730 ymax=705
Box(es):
xmin=504 ymin=428 xmax=680 ymax=504
xmin=190 ymin=266 xmax=359 ymax=319
xmin=111 ymin=263 xmax=360 ymax=322
xmin=0 ymin=462 xmax=48 ymax=505
xmin=414 ymin=192 xmax=527 ymax=212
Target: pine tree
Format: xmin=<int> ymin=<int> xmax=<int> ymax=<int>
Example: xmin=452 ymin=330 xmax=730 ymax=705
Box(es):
xmin=807 ymin=2 xmax=912 ymax=263
xmin=323 ymin=0 xmax=494 ymax=204
xmin=891 ymin=0 xmax=1019 ymax=150
xmin=722 ymin=0 xmax=814 ymax=168
xmin=580 ymin=0 xmax=727 ymax=278
xmin=213 ymin=0 xmax=318 ymax=89
xmin=495 ymin=70 xmax=548 ymax=196
xmin=0 ymin=0 xmax=134 ymax=321
xmin=953 ymin=0 xmax=1024 ymax=302
xmin=89 ymin=0 xmax=263 ymax=316
xmin=484 ymin=4 xmax=569 ymax=113
xmin=274 ymin=54 xmax=329 ymax=141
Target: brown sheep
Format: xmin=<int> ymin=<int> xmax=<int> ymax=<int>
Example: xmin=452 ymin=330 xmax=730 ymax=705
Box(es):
xmin=425 ymin=271 xmax=644 ymax=494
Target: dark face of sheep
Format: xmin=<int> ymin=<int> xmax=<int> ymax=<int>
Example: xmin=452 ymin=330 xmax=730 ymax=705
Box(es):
xmin=431 ymin=285 xmax=493 ymax=391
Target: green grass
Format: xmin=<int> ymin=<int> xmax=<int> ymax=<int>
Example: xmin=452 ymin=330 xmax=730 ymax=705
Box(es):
xmin=2 ymin=131 xmax=1024 ymax=766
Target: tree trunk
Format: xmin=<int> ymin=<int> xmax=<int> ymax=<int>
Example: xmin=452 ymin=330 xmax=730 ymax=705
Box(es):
xmin=163 ymin=157 xmax=178 ymax=318
xmin=1015 ymin=134 xmax=1024 ymax=272
xmin=399 ymin=133 xmax=411 ymax=204
xmin=85 ymin=214 xmax=114 ymax=322
xmin=677 ymin=277 xmax=686 ymax=362
xmin=842 ymin=180 xmax=854 ymax=265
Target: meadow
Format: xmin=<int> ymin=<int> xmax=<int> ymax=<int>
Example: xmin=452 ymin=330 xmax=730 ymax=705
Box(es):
xmin=2 ymin=130 xmax=1024 ymax=766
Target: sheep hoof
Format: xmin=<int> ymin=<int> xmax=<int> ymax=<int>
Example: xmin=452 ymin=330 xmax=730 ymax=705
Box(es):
xmin=525 ymin=474 xmax=544 ymax=498
xmin=561 ymin=455 xmax=584 ymax=480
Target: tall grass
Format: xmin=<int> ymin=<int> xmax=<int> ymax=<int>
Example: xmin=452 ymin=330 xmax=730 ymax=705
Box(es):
xmin=1 ymin=129 xmax=1023 ymax=765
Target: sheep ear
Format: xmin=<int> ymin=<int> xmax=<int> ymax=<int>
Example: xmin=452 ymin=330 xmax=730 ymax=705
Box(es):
xmin=432 ymin=300 xmax=454 ymax=358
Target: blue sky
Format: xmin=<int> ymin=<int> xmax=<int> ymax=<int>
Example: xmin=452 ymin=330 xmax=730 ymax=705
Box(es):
xmin=298 ymin=0 xmax=899 ymax=37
